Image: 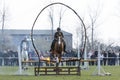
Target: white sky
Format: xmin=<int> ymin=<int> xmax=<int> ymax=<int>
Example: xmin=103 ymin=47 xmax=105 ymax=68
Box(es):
xmin=0 ymin=0 xmax=120 ymax=46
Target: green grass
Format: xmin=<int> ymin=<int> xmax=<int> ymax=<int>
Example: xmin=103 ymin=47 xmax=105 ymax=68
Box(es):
xmin=0 ymin=66 xmax=119 ymax=80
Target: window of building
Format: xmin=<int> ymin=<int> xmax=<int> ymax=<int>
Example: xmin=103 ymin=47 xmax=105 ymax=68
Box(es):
xmin=45 ymin=37 xmax=51 ymax=41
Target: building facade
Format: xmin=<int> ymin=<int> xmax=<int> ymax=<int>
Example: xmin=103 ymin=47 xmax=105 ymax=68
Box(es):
xmin=0 ymin=29 xmax=72 ymax=52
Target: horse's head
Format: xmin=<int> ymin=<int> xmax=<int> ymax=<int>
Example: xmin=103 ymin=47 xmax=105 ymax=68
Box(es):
xmin=54 ymin=35 xmax=64 ymax=54
xmin=58 ymin=36 xmax=62 ymax=45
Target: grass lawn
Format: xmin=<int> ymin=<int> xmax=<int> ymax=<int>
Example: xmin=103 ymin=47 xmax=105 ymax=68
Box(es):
xmin=0 ymin=66 xmax=119 ymax=80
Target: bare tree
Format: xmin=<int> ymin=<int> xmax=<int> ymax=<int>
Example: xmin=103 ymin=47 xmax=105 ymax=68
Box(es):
xmin=0 ymin=2 xmax=6 ymax=52
xmin=48 ymin=6 xmax=54 ymax=40
xmin=48 ymin=4 xmax=66 ymax=40
xmin=58 ymin=7 xmax=66 ymax=28
xmin=87 ymin=1 xmax=103 ymax=50
xmin=89 ymin=9 xmax=100 ymax=50
xmin=77 ymin=17 xmax=91 ymax=52
xmin=0 ymin=1 xmax=10 ymax=52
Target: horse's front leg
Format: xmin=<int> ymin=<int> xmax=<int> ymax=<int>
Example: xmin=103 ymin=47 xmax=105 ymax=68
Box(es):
xmin=56 ymin=56 xmax=59 ymax=63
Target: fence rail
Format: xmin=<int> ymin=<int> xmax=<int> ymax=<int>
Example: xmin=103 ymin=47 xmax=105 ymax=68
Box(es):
xmin=0 ymin=56 xmax=119 ymax=66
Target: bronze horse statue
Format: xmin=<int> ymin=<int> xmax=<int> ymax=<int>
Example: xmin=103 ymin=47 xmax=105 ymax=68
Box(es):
xmin=50 ymin=35 xmax=65 ymax=63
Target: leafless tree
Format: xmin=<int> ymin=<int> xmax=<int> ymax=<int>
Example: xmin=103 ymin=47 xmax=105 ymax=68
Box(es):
xmin=58 ymin=7 xmax=66 ymax=28
xmin=48 ymin=6 xmax=54 ymax=40
xmin=0 ymin=2 xmax=6 ymax=52
xmin=0 ymin=1 xmax=12 ymax=52
xmin=87 ymin=1 xmax=103 ymax=50
xmin=77 ymin=17 xmax=91 ymax=52
xmin=48 ymin=4 xmax=66 ymax=40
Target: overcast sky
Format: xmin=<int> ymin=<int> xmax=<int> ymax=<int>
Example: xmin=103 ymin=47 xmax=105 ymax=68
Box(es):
xmin=0 ymin=0 xmax=120 ymax=46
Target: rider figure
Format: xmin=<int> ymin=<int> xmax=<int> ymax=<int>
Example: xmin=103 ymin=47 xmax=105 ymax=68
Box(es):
xmin=50 ymin=27 xmax=66 ymax=52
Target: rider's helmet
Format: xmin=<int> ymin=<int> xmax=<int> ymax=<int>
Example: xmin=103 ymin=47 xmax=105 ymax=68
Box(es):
xmin=57 ymin=27 xmax=61 ymax=32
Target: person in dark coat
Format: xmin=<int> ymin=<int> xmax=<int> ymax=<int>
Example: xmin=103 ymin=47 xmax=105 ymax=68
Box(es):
xmin=102 ymin=51 xmax=107 ymax=66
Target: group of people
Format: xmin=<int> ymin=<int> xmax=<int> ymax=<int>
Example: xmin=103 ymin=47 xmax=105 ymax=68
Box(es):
xmin=88 ymin=50 xmax=120 ymax=66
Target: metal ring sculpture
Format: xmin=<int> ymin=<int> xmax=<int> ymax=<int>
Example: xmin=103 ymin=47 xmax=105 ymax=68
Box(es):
xmin=31 ymin=2 xmax=87 ymax=73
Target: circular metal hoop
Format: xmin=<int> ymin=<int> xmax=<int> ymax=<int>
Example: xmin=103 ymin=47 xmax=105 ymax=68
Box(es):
xmin=31 ymin=2 xmax=87 ymax=68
